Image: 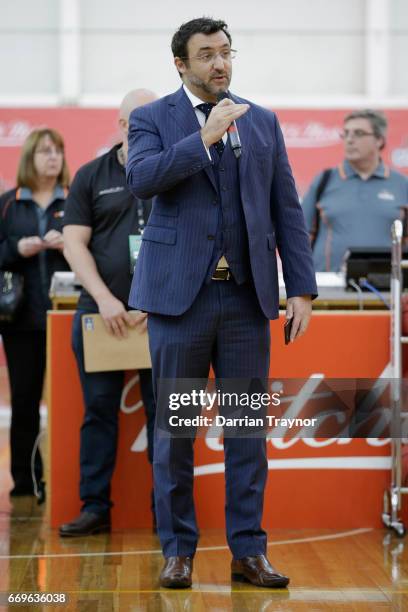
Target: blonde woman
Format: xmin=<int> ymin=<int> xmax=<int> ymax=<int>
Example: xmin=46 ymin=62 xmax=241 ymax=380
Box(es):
xmin=0 ymin=128 xmax=70 ymax=501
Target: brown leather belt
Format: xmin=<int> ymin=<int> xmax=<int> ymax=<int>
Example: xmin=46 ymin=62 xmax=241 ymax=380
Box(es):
xmin=211 ymin=267 xmax=232 ymax=281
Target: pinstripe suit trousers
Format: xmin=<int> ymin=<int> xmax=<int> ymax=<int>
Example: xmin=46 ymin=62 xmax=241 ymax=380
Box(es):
xmin=148 ymin=279 xmax=270 ymax=559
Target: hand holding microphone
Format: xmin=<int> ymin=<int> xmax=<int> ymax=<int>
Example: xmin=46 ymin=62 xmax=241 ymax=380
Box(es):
xmin=200 ymin=97 xmax=248 ymax=156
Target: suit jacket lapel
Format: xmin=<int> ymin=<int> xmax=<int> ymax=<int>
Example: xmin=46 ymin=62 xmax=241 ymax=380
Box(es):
xmin=168 ymin=87 xmax=217 ymax=193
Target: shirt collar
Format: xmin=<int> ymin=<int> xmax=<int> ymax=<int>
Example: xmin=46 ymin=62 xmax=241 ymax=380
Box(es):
xmin=17 ymin=185 xmax=67 ymax=202
xmin=342 ymin=159 xmax=388 ymax=180
xmin=371 ymin=160 xmax=389 ymax=178
xmin=182 ymin=84 xmax=209 ymax=109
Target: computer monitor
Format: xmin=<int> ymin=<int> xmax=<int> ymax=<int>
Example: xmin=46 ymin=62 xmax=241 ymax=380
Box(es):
xmin=344 ymin=247 xmax=408 ymax=291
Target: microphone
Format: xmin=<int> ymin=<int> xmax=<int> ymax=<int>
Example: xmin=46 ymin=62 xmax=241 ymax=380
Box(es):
xmin=216 ymin=91 xmax=242 ymax=159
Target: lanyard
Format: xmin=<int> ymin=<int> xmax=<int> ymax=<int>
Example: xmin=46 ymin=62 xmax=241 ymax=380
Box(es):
xmin=136 ymin=198 xmax=145 ymax=235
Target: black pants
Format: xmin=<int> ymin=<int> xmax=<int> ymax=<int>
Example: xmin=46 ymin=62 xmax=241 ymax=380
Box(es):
xmin=2 ymin=329 xmax=45 ymax=493
xmin=72 ymin=310 xmax=156 ymax=513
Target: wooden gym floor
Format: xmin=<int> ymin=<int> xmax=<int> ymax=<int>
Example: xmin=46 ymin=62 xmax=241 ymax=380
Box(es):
xmin=0 ymin=426 xmax=407 ymax=611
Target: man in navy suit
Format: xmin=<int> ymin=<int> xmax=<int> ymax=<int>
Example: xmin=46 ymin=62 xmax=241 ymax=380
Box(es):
xmin=126 ymin=17 xmax=317 ymax=589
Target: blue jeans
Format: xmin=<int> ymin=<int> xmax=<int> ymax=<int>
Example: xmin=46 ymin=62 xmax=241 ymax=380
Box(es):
xmin=72 ymin=310 xmax=155 ymax=514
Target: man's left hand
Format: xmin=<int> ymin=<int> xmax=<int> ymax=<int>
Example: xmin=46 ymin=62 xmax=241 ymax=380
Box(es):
xmin=285 ymin=296 xmax=312 ymax=342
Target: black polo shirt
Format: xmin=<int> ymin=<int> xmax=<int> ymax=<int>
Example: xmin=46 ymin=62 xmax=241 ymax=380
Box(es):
xmin=64 ymin=144 xmax=151 ymax=311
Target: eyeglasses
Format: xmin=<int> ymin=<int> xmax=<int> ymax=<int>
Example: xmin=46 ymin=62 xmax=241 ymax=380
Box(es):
xmin=340 ymin=129 xmax=375 ymax=139
xmin=35 ymin=147 xmax=63 ymax=156
xmin=181 ymin=49 xmax=237 ymax=64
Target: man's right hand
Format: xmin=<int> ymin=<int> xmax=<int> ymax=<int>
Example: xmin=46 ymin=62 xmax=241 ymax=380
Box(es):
xmin=17 ymin=236 xmax=45 ymax=257
xmin=97 ymin=293 xmax=139 ymax=338
xmin=200 ymin=98 xmax=249 ymax=148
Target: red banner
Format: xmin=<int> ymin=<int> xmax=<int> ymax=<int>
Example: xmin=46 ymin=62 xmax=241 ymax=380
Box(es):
xmin=0 ymin=108 xmax=407 ymax=195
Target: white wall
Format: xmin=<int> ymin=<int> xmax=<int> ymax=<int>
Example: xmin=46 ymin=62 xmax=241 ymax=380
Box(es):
xmin=0 ymin=0 xmax=406 ymax=106
xmin=0 ymin=0 xmax=59 ymax=95
xmin=390 ymin=0 xmax=408 ymax=95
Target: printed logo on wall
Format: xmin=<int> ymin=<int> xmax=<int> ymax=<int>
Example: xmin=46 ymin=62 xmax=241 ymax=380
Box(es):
xmin=280 ymin=122 xmax=342 ymax=148
xmin=391 ymin=141 xmax=408 ymax=169
xmin=0 ymin=120 xmax=44 ymax=146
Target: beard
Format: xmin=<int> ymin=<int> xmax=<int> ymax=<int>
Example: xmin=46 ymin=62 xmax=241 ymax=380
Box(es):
xmin=187 ymin=71 xmax=231 ymax=95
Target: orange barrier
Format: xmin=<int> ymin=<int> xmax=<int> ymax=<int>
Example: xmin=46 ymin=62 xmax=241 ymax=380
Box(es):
xmin=48 ymin=311 xmax=392 ymax=530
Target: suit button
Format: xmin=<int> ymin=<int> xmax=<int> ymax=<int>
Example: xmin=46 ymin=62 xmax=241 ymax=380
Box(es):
xmin=222 ymin=186 xmax=227 ymax=191
xmin=212 ymin=199 xmax=218 ymax=205
xmin=207 ymin=235 xmax=215 ymax=240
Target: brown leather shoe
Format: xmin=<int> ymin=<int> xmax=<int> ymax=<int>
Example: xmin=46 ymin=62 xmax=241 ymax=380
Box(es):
xmin=159 ymin=556 xmax=193 ymax=588
xmin=231 ymin=555 xmax=289 ymax=588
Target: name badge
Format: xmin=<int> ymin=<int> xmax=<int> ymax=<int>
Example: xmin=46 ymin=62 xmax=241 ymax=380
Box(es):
xmin=129 ymin=234 xmax=143 ymax=273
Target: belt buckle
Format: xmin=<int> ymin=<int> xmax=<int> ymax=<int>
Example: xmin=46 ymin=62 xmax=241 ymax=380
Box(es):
xmin=212 ymin=267 xmax=231 ymax=281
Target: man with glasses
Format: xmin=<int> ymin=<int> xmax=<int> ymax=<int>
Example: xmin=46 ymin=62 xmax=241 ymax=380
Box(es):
xmin=126 ymin=18 xmax=317 ymax=589
xmin=302 ymin=109 xmax=408 ymax=271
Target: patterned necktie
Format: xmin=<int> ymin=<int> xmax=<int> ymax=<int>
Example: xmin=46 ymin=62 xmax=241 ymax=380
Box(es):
xmin=196 ymin=103 xmax=225 ymax=157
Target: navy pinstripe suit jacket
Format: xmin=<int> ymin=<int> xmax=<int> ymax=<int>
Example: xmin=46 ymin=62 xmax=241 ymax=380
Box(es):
xmin=126 ymin=86 xmax=317 ymax=319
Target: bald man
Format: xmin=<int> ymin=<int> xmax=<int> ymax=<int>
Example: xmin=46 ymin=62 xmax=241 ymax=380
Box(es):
xmin=60 ymin=89 xmax=157 ymax=537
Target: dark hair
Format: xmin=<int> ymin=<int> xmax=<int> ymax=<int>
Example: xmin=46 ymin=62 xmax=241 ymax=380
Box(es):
xmin=171 ymin=17 xmax=232 ymax=59
xmin=344 ymin=109 xmax=388 ymax=150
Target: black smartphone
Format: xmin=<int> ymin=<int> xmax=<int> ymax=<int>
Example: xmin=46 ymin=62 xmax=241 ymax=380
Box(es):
xmin=284 ymin=318 xmax=293 ymax=345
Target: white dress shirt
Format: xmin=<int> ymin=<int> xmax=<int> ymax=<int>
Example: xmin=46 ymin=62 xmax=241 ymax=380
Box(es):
xmin=182 ymin=85 xmax=229 ymax=270
xmin=183 ymin=84 xmax=227 ymax=160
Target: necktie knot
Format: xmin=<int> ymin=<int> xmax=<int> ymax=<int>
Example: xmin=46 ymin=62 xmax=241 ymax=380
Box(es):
xmin=196 ymin=103 xmax=224 ymax=157
xmin=196 ymin=103 xmax=215 ymax=120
